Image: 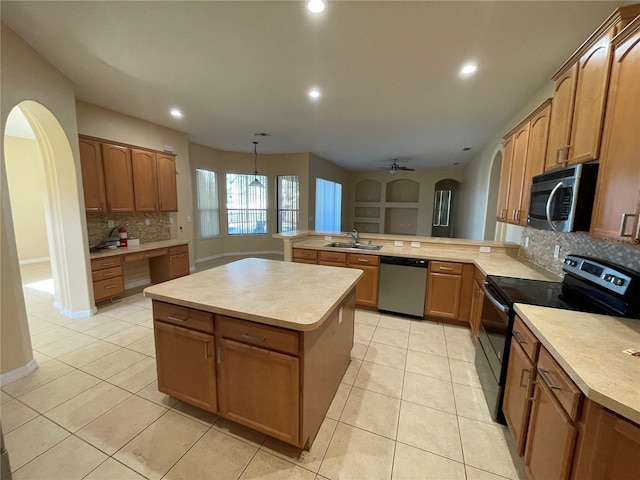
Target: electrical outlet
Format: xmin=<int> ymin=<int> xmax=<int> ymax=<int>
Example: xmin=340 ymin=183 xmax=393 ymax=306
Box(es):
xmin=108 ymin=220 xmax=114 ymax=228
xmin=169 ymin=217 xmax=174 ymax=224
xmin=524 ymin=236 xmax=530 ymax=248
xmin=554 ymin=244 xmax=561 ymax=259
xmin=394 ymin=240 xmax=404 ymax=247
xmin=480 ymin=246 xmax=491 ymax=253
xmin=410 ymin=241 xmax=421 ymax=248
xmin=186 ymin=216 xmax=192 ymax=223
xmin=324 ymin=236 xmax=332 ymax=241
xmin=145 ymin=219 xmax=151 ymax=226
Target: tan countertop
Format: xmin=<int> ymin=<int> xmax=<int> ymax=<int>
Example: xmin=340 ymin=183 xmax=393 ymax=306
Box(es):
xmin=515 ymin=303 xmax=640 ymax=424
xmin=292 ymin=238 xmax=560 ymax=282
xmin=89 ymin=239 xmax=189 ymax=260
xmin=143 ymin=258 xmax=362 ymax=331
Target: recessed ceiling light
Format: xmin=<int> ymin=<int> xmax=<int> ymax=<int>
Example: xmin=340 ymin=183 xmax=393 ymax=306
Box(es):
xmin=459 ymin=63 xmax=478 ymax=77
xmin=307 ymin=0 xmax=325 ymax=13
xmin=170 ymin=108 xmax=183 ymax=119
xmin=308 ymin=88 xmax=321 ymax=99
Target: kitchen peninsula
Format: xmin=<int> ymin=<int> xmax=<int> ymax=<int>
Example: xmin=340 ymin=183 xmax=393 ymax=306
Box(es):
xmin=143 ymin=258 xmax=362 ymax=449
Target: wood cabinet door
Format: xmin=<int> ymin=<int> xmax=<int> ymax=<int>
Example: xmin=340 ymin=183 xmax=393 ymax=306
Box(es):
xmin=525 ymin=376 xmax=577 ymax=480
xmin=545 ymin=63 xmax=578 ymax=171
xmin=496 ymin=136 xmax=513 ymax=221
xmin=79 ymin=137 xmax=107 ymax=213
xmin=350 ymin=264 xmax=379 ymax=308
xmin=568 ymin=29 xmax=614 ymax=165
xmin=521 ymin=103 xmax=551 ymax=225
xmin=154 ymin=321 xmax=217 ymax=413
xmin=470 ymin=281 xmax=484 ymax=337
xmin=507 ymin=123 xmax=530 ymax=224
xmin=426 ymin=272 xmax=462 ymax=319
xmin=217 ymin=338 xmax=300 ymax=445
xmin=102 ymin=143 xmax=135 ymax=212
xmin=169 ymin=252 xmax=190 ymax=279
xmin=131 ymin=149 xmax=158 ymax=212
xmin=156 ymin=153 xmax=178 ymax=212
xmin=503 ymin=339 xmax=535 ymax=456
xmin=590 ymin=22 xmax=640 ymax=242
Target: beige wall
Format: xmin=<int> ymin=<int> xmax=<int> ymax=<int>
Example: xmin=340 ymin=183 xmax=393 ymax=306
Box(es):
xmin=308 ymin=153 xmax=352 ymax=232
xmin=189 ymin=142 xmax=310 ymax=262
xmin=5 ymin=136 xmax=50 ymax=262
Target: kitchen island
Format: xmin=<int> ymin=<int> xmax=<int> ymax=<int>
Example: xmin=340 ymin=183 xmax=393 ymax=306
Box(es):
xmin=143 ymin=258 xmax=362 ymax=449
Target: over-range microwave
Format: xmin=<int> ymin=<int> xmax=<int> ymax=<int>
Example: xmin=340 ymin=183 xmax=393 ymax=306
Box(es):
xmin=527 ymin=164 xmax=599 ymax=232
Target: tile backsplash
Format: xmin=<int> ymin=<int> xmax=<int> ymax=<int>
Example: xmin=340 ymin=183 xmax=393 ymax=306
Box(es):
xmin=86 ymin=212 xmax=171 ymax=247
xmin=519 ymin=228 xmax=640 ymax=276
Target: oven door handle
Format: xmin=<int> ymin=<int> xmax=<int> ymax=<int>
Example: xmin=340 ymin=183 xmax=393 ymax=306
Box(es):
xmin=545 ymin=182 xmax=564 ymax=231
xmin=481 ymin=281 xmax=510 ymax=313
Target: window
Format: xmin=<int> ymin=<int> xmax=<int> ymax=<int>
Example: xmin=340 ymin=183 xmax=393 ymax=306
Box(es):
xmin=433 ymin=189 xmax=452 ymax=227
xmin=195 ymin=169 xmax=220 ymax=238
xmin=315 ymin=178 xmax=342 ymax=232
xmin=226 ymin=174 xmax=268 ymax=235
xmin=277 ymin=175 xmax=299 ymax=233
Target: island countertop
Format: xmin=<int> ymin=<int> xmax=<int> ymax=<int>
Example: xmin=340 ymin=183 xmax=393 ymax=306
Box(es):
xmin=515 ymin=303 xmax=640 ymax=424
xmin=143 ymin=258 xmax=362 ymax=331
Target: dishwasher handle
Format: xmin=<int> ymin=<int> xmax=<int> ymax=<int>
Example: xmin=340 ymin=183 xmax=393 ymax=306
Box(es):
xmin=380 ymin=256 xmax=428 ymax=268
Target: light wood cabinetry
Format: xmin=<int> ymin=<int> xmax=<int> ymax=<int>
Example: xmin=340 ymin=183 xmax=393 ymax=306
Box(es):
xmin=79 ymin=137 xmax=107 ymax=213
xmin=153 ymin=302 xmax=217 ymax=413
xmin=590 ymin=17 xmax=640 ymax=244
xmin=348 ymin=253 xmax=379 ymax=309
xmin=426 ymin=261 xmax=474 ymax=324
xmin=544 ymin=4 xmax=640 ymax=170
xmin=469 ymin=268 xmax=486 ymax=337
xmin=102 ymin=143 xmax=135 ymax=213
xmin=90 ymin=256 xmax=124 ymax=302
xmin=497 ymin=99 xmax=551 ymax=225
xmin=318 ymin=251 xmax=348 ymax=267
xmin=149 ymin=244 xmax=190 ymax=282
xmin=503 ymin=316 xmax=540 ymax=455
xmin=79 ymin=135 xmax=178 ymax=213
xmin=292 ymin=248 xmax=318 ymax=264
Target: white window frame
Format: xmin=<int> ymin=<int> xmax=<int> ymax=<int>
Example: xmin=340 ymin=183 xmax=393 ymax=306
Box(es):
xmin=195 ymin=169 xmax=220 ymax=239
xmin=315 ymin=178 xmax=342 ymax=233
xmin=277 ymin=175 xmax=300 ymax=233
xmin=225 ymin=173 xmax=268 ymax=235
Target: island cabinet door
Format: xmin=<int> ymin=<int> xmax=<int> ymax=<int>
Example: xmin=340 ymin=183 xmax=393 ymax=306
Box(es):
xmin=154 ymin=321 xmax=217 ymax=413
xmin=217 ymin=338 xmax=300 ymax=446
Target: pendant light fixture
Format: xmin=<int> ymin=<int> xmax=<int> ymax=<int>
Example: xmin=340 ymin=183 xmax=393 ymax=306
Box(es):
xmin=249 ymin=141 xmax=263 ymax=188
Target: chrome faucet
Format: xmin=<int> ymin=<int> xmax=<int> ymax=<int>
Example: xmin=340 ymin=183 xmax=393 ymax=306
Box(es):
xmin=345 ymin=229 xmax=360 ymax=244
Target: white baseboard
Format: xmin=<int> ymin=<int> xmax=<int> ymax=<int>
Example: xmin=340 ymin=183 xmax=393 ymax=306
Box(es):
xmin=18 ymin=257 xmax=50 ymax=265
xmin=0 ymin=358 xmax=38 ymax=386
xmin=195 ymin=250 xmax=284 ymax=264
xmin=53 ymin=300 xmax=97 ymax=319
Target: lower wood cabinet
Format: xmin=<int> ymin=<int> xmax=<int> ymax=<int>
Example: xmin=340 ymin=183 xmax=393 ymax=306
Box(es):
xmin=154 ymin=320 xmax=217 ymax=413
xmin=91 ymin=256 xmax=124 ymax=302
xmin=292 ymin=248 xmax=318 ymax=264
xmin=426 ymin=261 xmax=474 ymax=323
xmin=348 ymin=253 xmax=379 ymax=309
xmin=217 ymin=337 xmax=300 ymax=445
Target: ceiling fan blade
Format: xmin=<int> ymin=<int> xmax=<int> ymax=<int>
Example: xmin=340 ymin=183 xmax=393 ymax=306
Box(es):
xmin=398 ymin=166 xmax=415 ymax=171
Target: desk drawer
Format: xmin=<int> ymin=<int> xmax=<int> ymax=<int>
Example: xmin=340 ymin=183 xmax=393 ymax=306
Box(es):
xmin=169 ymin=244 xmax=189 ymax=255
xmin=91 ymin=266 xmax=123 ymax=282
xmin=217 ymin=315 xmax=299 ymax=356
xmin=126 ymin=248 xmax=168 ymax=262
xmin=91 ymin=257 xmax=123 ymax=271
xmin=153 ymin=301 xmax=214 ymax=334
xmin=430 ymin=261 xmax=463 ymax=275
xmin=93 ymin=276 xmax=124 ymax=301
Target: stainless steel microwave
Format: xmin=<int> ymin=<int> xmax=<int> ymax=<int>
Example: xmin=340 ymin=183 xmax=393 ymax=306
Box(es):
xmin=527 ymin=164 xmax=599 ymax=232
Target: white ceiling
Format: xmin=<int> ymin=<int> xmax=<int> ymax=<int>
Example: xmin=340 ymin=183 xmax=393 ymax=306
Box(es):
xmin=1 ymin=1 xmax=626 ymax=171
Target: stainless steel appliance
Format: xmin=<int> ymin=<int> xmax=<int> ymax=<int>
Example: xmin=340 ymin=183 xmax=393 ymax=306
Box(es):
xmin=378 ymin=256 xmax=428 ymax=318
xmin=527 ymin=164 xmax=598 ymax=232
xmin=475 ymin=254 xmax=640 ymax=424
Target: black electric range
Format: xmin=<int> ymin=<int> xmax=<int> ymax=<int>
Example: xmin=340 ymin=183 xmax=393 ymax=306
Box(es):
xmin=475 ymin=254 xmax=640 ymax=424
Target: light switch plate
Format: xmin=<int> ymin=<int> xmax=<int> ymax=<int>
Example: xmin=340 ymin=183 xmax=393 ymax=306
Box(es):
xmin=524 ymin=236 xmax=530 ymax=248
xmin=324 ymin=236 xmax=332 ymax=241
xmin=554 ymin=244 xmax=561 ymax=259
xmin=394 ymin=241 xmax=404 ymax=247
xmin=411 ymin=241 xmax=421 ymax=248
xmin=186 ymin=216 xmax=192 ymax=223
xmin=145 ymin=219 xmax=151 ymax=226
xmin=108 ymin=220 xmax=115 ymax=228
xmin=480 ymin=246 xmax=491 ymax=253
xmin=169 ymin=217 xmax=174 ymax=224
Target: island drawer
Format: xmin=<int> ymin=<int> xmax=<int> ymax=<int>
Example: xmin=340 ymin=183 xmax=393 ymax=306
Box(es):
xmin=217 ymin=315 xmax=299 ymax=356
xmin=348 ymin=253 xmax=380 ymax=265
xmin=126 ymin=248 xmax=168 ymax=262
xmin=293 ymin=248 xmax=318 ymax=261
xmin=91 ymin=256 xmax=123 ymax=271
xmin=91 ymin=266 xmax=123 ymax=282
xmin=430 ymin=261 xmax=463 ymax=275
xmin=153 ymin=301 xmax=214 ymax=334
xmin=319 ymin=251 xmax=347 ymax=264
xmin=512 ymin=315 xmax=540 ymax=362
xmin=536 ymin=347 xmax=582 ymax=420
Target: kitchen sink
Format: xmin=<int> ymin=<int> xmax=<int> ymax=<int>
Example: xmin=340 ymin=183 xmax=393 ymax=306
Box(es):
xmin=325 ymin=242 xmax=383 ymax=251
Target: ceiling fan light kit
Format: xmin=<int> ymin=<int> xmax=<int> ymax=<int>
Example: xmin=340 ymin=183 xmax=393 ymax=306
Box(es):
xmin=384 ymin=159 xmax=415 ymax=175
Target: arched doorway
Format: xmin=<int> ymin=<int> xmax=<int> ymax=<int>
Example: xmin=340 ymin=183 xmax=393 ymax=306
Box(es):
xmin=484 ymin=150 xmax=503 ymax=240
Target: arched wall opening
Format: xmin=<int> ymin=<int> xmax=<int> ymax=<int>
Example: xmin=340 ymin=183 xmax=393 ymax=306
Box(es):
xmin=431 ymin=178 xmax=461 ymax=238
xmin=484 ymin=149 xmax=503 ymax=240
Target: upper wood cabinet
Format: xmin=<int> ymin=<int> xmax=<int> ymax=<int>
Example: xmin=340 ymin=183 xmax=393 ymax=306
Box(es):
xmin=544 ymin=4 xmax=640 ymax=171
xmin=590 ymin=17 xmax=640 ymax=244
xmin=78 ymin=137 xmax=107 ymax=213
xmin=102 ymin=142 xmax=135 ymax=213
xmin=79 ymin=135 xmax=178 ymax=213
xmin=498 ymin=99 xmax=551 ymax=226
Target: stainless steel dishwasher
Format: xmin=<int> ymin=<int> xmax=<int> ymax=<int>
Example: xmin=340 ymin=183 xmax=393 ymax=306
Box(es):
xmin=378 ymin=256 xmax=428 ymax=318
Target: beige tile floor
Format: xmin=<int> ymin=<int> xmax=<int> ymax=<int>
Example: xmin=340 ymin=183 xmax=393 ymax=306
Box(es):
xmin=2 ymin=262 xmax=526 ymax=480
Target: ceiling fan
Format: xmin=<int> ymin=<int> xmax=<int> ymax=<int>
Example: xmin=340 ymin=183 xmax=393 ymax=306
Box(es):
xmin=382 ymin=159 xmax=415 ymax=175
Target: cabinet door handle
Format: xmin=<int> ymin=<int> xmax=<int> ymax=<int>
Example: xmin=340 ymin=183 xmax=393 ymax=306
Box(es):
xmin=99 ymin=202 xmax=104 ymax=212
xmin=108 ymin=202 xmax=112 ymax=211
xmin=357 ymin=258 xmax=369 ymax=263
xmin=216 ymin=345 xmax=221 ymax=364
xmin=556 ymin=145 xmax=570 ymax=165
xmin=167 ymin=315 xmax=187 ymax=323
xmin=528 ymin=380 xmax=538 ymax=401
xmin=619 ymin=213 xmax=636 ymax=237
xmin=204 ymin=342 xmax=209 ymax=359
xmin=439 ymin=266 xmax=454 ymax=271
xmin=538 ymin=367 xmax=561 ymax=390
xmin=241 ymin=333 xmax=266 ymax=343
xmin=104 ymin=284 xmax=116 ymax=290
xmin=512 ymin=330 xmax=526 ymax=345
xmin=519 ymin=368 xmax=530 ymax=388
xmin=101 ymin=262 xmax=116 ymax=267
xmin=102 ymin=272 xmax=114 ymax=277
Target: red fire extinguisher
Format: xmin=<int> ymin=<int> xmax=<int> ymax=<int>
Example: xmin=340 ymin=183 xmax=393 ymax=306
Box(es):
xmin=118 ymin=226 xmax=128 ymax=248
